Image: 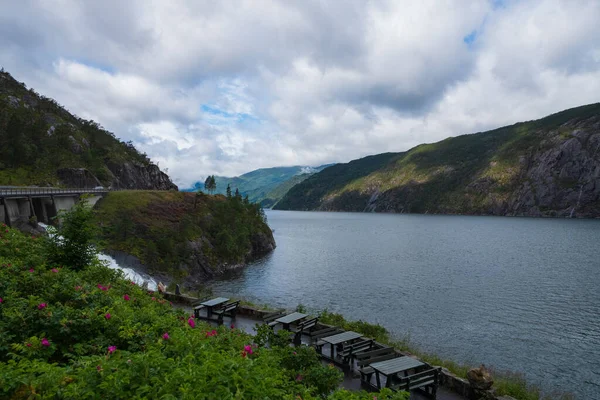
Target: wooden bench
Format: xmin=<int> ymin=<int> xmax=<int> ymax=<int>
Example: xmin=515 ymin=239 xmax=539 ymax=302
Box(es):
xmin=357 ymin=351 xmax=401 ymax=383
xmin=212 ymin=301 xmax=240 ymax=323
xmin=389 ymin=367 xmax=441 ymax=398
xmin=263 ymin=311 xmax=286 ymax=328
xmin=338 ymin=339 xmax=374 ymax=363
xmin=291 ymin=317 xmax=318 ymax=346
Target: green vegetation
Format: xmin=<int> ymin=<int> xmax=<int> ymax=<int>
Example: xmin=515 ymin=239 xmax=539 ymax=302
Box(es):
xmin=95 ymin=191 xmax=274 ymax=277
xmin=44 ymin=197 xmax=99 ymax=271
xmin=260 ymin=173 xmax=313 ymax=208
xmin=0 ymin=69 xmax=156 ymax=186
xmin=0 ymin=226 xmax=408 ymax=399
xmin=187 ymin=165 xmax=333 ymax=205
xmin=275 ymin=103 xmax=600 ymax=214
xmin=317 ymin=310 xmax=573 ymax=400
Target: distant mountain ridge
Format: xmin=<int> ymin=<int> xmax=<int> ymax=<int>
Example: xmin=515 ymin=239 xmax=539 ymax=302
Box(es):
xmin=0 ymin=69 xmax=177 ymax=190
xmin=186 ymin=164 xmax=334 ymax=206
xmin=275 ymin=103 xmax=600 ymax=218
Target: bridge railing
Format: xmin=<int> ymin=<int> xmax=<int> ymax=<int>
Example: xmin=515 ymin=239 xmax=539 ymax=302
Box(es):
xmin=0 ymin=187 xmax=110 ymax=197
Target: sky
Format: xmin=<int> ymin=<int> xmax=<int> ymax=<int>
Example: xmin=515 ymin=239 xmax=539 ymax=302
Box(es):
xmin=1 ymin=0 xmax=600 ymax=188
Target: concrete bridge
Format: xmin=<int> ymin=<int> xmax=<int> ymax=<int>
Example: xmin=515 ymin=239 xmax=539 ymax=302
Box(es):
xmin=0 ymin=187 xmax=108 ymax=227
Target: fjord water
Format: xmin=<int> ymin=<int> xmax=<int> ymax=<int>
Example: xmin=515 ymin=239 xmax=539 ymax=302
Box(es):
xmin=210 ymin=210 xmax=600 ymax=398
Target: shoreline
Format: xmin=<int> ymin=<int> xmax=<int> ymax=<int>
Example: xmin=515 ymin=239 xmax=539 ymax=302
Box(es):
xmin=163 ymin=291 xmax=569 ymax=400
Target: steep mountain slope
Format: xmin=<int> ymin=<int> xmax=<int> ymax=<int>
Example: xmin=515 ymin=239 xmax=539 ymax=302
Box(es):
xmin=0 ymin=69 xmax=177 ymax=190
xmin=275 ymin=103 xmax=600 ymax=218
xmin=187 ymin=164 xmax=333 ymax=203
xmin=259 ymin=173 xmax=313 ymax=208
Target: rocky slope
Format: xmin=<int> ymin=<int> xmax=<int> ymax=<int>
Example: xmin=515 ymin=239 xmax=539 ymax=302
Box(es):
xmin=94 ymin=191 xmax=275 ymax=288
xmin=0 ymin=69 xmax=177 ymax=190
xmin=276 ymin=103 xmax=600 ymax=218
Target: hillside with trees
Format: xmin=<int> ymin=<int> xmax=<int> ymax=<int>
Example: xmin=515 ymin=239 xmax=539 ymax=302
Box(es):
xmin=276 ymin=103 xmax=600 ymax=218
xmin=0 ymin=69 xmax=176 ymax=190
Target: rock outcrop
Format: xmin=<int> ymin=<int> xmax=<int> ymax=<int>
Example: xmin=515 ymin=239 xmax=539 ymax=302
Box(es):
xmin=106 ymin=162 xmax=178 ymax=190
xmin=467 ymin=365 xmax=494 ymax=391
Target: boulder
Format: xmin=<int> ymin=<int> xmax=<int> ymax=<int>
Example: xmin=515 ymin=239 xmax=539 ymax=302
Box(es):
xmin=467 ymin=364 xmax=494 ymax=391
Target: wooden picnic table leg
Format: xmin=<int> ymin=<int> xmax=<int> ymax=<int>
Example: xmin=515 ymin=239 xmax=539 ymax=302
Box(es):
xmin=206 ymin=306 xmax=213 ymax=319
xmin=330 ymin=344 xmax=335 ymax=360
xmin=376 ymin=371 xmax=382 ymax=389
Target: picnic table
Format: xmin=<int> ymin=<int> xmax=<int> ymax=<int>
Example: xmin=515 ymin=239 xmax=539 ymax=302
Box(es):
xmin=370 ymin=356 xmax=425 ymax=389
xmin=275 ymin=312 xmax=307 ymax=330
xmin=320 ymin=331 xmax=363 ymax=360
xmin=200 ymin=297 xmax=229 ymax=319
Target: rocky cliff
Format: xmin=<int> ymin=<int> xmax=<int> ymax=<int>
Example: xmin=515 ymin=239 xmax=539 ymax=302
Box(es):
xmin=276 ymin=103 xmax=600 ymax=218
xmin=0 ymin=69 xmax=177 ymax=190
xmin=95 ymin=191 xmax=275 ymax=288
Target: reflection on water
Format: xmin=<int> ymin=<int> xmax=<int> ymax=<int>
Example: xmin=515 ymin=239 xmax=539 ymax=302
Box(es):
xmin=210 ymin=210 xmax=600 ymax=399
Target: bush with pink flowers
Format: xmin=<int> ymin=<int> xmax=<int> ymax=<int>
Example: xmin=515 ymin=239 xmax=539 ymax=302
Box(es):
xmin=0 ymin=226 xmax=408 ymax=399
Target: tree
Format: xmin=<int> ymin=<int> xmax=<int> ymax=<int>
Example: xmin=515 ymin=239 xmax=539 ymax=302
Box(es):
xmin=243 ymin=194 xmax=249 ymax=205
xmin=208 ymin=175 xmax=217 ymax=194
xmin=204 ymin=176 xmax=212 ymax=192
xmin=44 ymin=196 xmax=98 ymax=271
xmin=234 ymin=188 xmax=241 ymax=200
xmin=226 ymin=184 xmax=232 ymax=198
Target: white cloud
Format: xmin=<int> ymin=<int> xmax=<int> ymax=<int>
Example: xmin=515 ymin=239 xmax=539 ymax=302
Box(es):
xmin=1 ymin=0 xmax=599 ymax=187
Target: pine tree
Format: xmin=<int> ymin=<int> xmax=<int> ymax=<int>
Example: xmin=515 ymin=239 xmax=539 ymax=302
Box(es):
xmin=226 ymin=184 xmax=232 ymax=197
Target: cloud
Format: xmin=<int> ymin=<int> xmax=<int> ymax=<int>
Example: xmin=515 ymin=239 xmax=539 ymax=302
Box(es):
xmin=1 ymin=0 xmax=599 ymax=187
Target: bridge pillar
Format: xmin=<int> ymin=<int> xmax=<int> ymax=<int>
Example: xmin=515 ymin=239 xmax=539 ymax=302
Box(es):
xmin=28 ymin=196 xmax=37 ymax=220
xmin=0 ymin=198 xmax=9 ymax=227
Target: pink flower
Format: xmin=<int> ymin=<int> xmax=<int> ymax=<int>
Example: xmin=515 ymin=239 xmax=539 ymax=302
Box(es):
xmin=26 ymin=343 xmax=32 ymax=347
xmin=96 ymin=365 xmax=102 ymax=371
xmin=123 ymin=294 xmax=130 ymax=301
xmin=51 ymin=268 xmax=59 ymax=273
xmin=130 ymin=281 xmax=136 ymax=285
xmin=230 ymin=324 xmax=235 ymax=329
xmin=29 ymin=268 xmax=34 ymax=273
xmin=151 ymin=297 xmax=155 ymax=301
xmin=41 ymin=338 xmax=50 ymax=347
xmin=244 ymin=345 xmax=253 ymax=355
xmin=108 ymin=346 xmax=116 ymax=354
xmin=241 ymin=350 xmax=247 ymax=358
xmin=296 ymin=374 xmax=303 ymax=382
xmin=105 ymin=313 xmax=111 ymax=320
xmin=97 ymin=284 xmax=105 ymax=290
xmin=188 ymin=318 xmax=195 ymax=328
xmin=162 ymin=332 xmax=170 ymax=340
xmin=38 ymin=303 xmax=47 ymax=310
xmin=0 ymin=298 xmax=3 ymax=303
xmin=75 ymin=286 xmax=83 ymax=291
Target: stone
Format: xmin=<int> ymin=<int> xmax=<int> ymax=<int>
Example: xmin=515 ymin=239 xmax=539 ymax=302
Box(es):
xmin=467 ymin=364 xmax=494 ymax=391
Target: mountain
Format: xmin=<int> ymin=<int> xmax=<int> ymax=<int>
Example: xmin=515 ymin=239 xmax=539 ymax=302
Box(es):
xmin=275 ymin=103 xmax=600 ymax=218
xmin=0 ymin=69 xmax=177 ymax=190
xmin=186 ymin=164 xmax=333 ymax=205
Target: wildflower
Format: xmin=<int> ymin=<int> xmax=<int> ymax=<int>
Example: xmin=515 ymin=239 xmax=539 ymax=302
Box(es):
xmin=127 ymin=359 xmax=132 ymax=363
xmin=75 ymin=286 xmax=83 ymax=291
xmin=38 ymin=303 xmax=47 ymax=310
xmin=123 ymin=294 xmax=130 ymax=301
xmin=130 ymin=281 xmax=136 ymax=285
xmin=29 ymin=268 xmax=34 ymax=273
xmin=96 ymin=365 xmax=102 ymax=372
xmin=41 ymin=338 xmax=50 ymax=347
xmin=151 ymin=297 xmax=156 ymax=301
xmin=244 ymin=345 xmax=253 ymax=355
xmin=296 ymin=374 xmax=303 ymax=382
xmin=51 ymin=268 xmax=59 ymax=273
xmin=0 ymin=298 xmax=3 ymax=303
xmin=230 ymin=324 xmax=235 ymax=329
xmin=241 ymin=350 xmax=247 ymax=358
xmin=108 ymin=346 xmax=116 ymax=354
xmin=188 ymin=318 xmax=195 ymax=328
xmin=26 ymin=343 xmax=32 ymax=347
xmin=105 ymin=313 xmax=111 ymax=320
xmin=162 ymin=332 xmax=170 ymax=340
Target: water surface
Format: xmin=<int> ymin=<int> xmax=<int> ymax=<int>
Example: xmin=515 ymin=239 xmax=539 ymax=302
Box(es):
xmin=210 ymin=210 xmax=600 ymax=398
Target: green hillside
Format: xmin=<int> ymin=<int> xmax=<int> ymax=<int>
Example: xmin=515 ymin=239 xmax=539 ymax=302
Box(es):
xmin=275 ymin=103 xmax=600 ymax=218
xmin=187 ymin=164 xmax=333 ymax=204
xmin=0 ymin=69 xmax=175 ymax=189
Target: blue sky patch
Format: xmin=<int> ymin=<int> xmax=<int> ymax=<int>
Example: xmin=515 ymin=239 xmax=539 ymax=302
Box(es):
xmin=463 ymin=30 xmax=478 ymax=46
